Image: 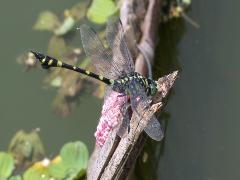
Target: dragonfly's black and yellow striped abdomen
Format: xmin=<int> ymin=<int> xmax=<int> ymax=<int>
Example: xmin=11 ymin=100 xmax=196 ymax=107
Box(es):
xmin=31 ymin=51 xmax=115 ymax=86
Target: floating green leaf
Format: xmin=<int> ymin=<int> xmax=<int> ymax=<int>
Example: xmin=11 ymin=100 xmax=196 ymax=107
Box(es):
xmin=33 ymin=11 xmax=60 ymax=31
xmin=48 ymin=156 xmax=66 ymax=179
xmin=0 ymin=152 xmax=14 ymax=178
xmin=9 ymin=175 xmax=22 ymax=180
xmin=23 ymin=166 xmax=50 ymax=180
xmin=48 ymin=142 xmax=88 ymax=179
xmin=87 ymin=0 xmax=119 ymax=24
xmin=60 ymin=141 xmax=88 ymax=177
xmin=54 ymin=16 xmax=76 ymax=36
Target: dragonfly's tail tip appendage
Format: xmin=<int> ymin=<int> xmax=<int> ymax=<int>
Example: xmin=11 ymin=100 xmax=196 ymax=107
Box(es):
xmin=30 ymin=50 xmax=37 ymax=56
xmin=29 ymin=50 xmax=48 ymax=69
xmin=30 ymin=50 xmax=43 ymax=60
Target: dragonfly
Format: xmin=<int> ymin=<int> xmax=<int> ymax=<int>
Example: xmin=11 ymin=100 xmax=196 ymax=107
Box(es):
xmin=31 ymin=17 xmax=163 ymax=141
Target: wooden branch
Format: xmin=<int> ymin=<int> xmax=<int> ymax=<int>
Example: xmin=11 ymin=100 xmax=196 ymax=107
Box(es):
xmin=87 ymin=0 xmax=179 ymax=179
xmin=135 ymin=0 xmax=161 ymax=76
xmin=87 ymin=72 xmax=178 ymax=180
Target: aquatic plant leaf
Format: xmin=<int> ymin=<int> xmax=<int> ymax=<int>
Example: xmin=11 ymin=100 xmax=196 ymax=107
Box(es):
xmin=54 ymin=16 xmax=76 ymax=36
xmin=70 ymin=1 xmax=88 ymax=20
xmin=52 ymin=93 xmax=72 ymax=116
xmin=60 ymin=141 xmax=88 ymax=173
xmin=182 ymin=0 xmax=191 ymax=6
xmin=9 ymin=175 xmax=22 ymax=180
xmin=23 ymin=165 xmax=50 ymax=180
xmin=49 ymin=142 xmax=88 ymax=179
xmin=17 ymin=52 xmax=37 ymax=71
xmin=0 ymin=152 xmax=14 ymax=178
xmin=50 ymin=76 xmax=62 ymax=87
xmin=8 ymin=130 xmax=45 ymax=166
xmin=33 ymin=11 xmax=60 ymax=31
xmin=47 ymin=36 xmax=67 ymax=59
xmin=87 ymin=0 xmax=118 ymax=24
xmin=48 ymin=156 xmax=66 ymax=179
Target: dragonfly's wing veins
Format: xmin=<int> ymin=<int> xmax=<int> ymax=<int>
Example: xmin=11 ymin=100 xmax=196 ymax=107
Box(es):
xmin=106 ymin=17 xmax=135 ymax=75
xmin=80 ymin=17 xmax=135 ymax=79
xmin=129 ymin=79 xmax=163 ymax=140
xmin=79 ymin=25 xmax=121 ymax=79
xmin=103 ymin=86 xmax=114 ymax=104
xmin=144 ymin=116 xmax=164 ymax=141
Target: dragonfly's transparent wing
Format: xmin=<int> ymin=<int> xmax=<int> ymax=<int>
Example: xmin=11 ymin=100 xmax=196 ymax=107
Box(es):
xmin=106 ymin=17 xmax=135 ymax=75
xmin=80 ymin=24 xmax=122 ymax=79
xmin=129 ymin=79 xmax=163 ymax=140
xmin=103 ymin=86 xmax=114 ymax=103
xmin=144 ymin=115 xmax=164 ymax=141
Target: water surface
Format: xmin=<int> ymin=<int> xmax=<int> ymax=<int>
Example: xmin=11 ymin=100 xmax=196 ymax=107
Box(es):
xmin=157 ymin=1 xmax=240 ymax=179
xmin=0 ymin=0 xmax=99 ymax=154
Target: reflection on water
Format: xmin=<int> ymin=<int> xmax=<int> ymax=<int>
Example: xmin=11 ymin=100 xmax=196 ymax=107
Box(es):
xmin=157 ymin=0 xmax=240 ymax=180
xmin=135 ymin=16 xmax=186 ymax=180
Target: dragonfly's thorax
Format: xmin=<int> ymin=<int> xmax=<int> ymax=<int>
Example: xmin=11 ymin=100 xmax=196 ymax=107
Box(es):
xmin=111 ymin=72 xmax=158 ymax=96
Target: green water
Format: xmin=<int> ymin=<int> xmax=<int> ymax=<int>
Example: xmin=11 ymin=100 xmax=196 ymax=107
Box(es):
xmin=0 ymin=0 xmax=100 ymax=154
xmin=157 ymin=1 xmax=240 ymax=180
xmin=0 ymin=0 xmax=239 ymax=179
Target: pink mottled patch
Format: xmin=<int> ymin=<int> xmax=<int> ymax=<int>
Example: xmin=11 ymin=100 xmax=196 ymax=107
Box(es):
xmin=94 ymin=91 xmax=128 ymax=147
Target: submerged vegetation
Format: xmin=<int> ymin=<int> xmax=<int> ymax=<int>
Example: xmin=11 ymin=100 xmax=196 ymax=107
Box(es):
xmin=18 ymin=0 xmax=119 ymax=116
xmin=0 ymin=130 xmax=88 ymax=179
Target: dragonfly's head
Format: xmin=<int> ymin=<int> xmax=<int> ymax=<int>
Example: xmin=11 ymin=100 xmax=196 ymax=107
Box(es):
xmin=31 ymin=50 xmax=45 ymax=63
xmin=148 ymin=79 xmax=158 ymax=96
